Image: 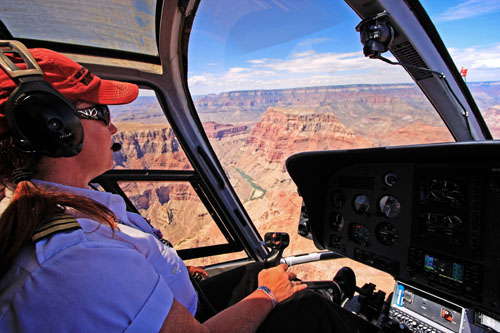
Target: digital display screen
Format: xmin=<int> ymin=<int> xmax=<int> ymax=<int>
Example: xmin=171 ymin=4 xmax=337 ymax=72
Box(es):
xmin=424 ymin=254 xmax=464 ymax=283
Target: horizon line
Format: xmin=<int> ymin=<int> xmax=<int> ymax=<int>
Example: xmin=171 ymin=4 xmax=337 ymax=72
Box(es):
xmin=185 ymin=80 xmax=499 ymax=97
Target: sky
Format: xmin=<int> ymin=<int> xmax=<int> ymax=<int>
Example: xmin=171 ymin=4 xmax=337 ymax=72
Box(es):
xmin=187 ymin=0 xmax=500 ymax=96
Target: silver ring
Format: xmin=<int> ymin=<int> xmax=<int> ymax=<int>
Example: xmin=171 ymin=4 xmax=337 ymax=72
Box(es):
xmin=291 ymin=281 xmax=296 ymax=286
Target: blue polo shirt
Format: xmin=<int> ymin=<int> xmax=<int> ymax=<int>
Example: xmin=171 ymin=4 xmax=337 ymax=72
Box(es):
xmin=0 ymin=181 xmax=198 ymax=332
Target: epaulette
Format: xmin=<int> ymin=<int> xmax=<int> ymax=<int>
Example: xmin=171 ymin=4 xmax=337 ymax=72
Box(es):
xmin=32 ymin=213 xmax=81 ymax=242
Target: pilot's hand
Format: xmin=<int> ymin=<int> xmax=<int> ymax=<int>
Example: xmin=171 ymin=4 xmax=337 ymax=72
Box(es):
xmin=187 ymin=265 xmax=208 ymax=279
xmin=257 ymin=263 xmax=306 ymax=303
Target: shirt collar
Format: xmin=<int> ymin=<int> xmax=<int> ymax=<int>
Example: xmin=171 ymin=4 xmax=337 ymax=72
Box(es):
xmin=31 ymin=179 xmax=131 ymax=224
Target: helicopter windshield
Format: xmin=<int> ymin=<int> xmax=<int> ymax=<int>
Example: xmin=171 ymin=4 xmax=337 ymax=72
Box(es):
xmin=186 ymin=0 xmax=493 ymax=291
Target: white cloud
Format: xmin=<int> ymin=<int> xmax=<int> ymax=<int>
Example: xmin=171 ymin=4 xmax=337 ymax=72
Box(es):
xmin=188 ymin=42 xmax=500 ymax=95
xmin=251 ymin=51 xmax=369 ymax=74
xmin=291 ymin=50 xmax=316 ymax=58
xmin=189 ymin=73 xmax=214 ymax=85
xmin=229 ymin=67 xmax=250 ymax=74
xmin=448 ymin=43 xmax=500 ymax=81
xmin=296 ymin=37 xmax=331 ymax=47
xmin=436 ymin=0 xmax=500 ymax=22
xmin=188 ymin=50 xmax=412 ymax=95
xmin=228 ymin=67 xmax=250 ymax=73
xmin=246 ymin=59 xmax=268 ymax=64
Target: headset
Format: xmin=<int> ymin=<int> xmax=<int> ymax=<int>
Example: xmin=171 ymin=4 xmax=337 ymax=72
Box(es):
xmin=0 ymin=40 xmax=83 ymax=157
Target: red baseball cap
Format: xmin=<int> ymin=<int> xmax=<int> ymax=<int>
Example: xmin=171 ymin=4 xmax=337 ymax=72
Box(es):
xmin=0 ymin=48 xmax=139 ymax=134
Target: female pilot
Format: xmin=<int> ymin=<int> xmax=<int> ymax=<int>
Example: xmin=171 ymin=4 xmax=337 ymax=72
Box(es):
xmin=0 ymin=46 xmax=356 ymax=332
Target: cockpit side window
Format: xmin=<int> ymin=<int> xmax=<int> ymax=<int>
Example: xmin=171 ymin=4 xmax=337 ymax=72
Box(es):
xmin=110 ymin=91 xmax=193 ymax=171
xmin=95 ymin=89 xmax=248 ymax=264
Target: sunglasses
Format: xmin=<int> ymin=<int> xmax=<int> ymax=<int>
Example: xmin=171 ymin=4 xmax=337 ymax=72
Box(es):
xmin=76 ymin=105 xmax=110 ymax=126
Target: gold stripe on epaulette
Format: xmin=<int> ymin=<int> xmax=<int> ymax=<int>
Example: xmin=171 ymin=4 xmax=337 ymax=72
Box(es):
xmin=32 ymin=213 xmax=81 ymax=242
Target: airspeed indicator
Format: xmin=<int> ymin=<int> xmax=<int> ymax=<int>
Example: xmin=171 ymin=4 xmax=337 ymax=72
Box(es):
xmin=348 ymin=223 xmax=370 ymax=246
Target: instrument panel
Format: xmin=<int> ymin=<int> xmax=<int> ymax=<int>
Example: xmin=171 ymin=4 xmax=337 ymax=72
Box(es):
xmin=325 ymin=162 xmax=413 ymax=277
xmin=286 ymin=142 xmax=500 ymax=318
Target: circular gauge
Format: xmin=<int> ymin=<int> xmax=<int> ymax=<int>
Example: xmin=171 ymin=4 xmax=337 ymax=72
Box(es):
xmin=428 ymin=179 xmax=464 ymax=204
xmin=427 ymin=189 xmax=443 ymax=201
xmin=419 ymin=212 xmax=437 ymax=225
xmin=331 ymin=190 xmax=345 ymax=208
xmin=375 ymin=222 xmax=399 ymax=246
xmin=329 ymin=235 xmax=344 ymax=252
xmin=445 ymin=190 xmax=464 ymax=203
xmin=378 ymin=195 xmax=401 ymax=218
xmin=384 ymin=172 xmax=398 ymax=187
xmin=353 ymin=194 xmax=370 ymax=213
xmin=443 ymin=215 xmax=463 ymax=226
xmin=329 ymin=212 xmax=345 ymax=232
xmin=348 ymin=223 xmax=370 ymax=246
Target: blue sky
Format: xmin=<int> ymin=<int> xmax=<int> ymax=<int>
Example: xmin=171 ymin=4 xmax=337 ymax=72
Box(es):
xmin=188 ymin=0 xmax=500 ymax=95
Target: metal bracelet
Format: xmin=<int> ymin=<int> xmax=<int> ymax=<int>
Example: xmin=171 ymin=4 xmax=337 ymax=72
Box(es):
xmin=257 ymin=285 xmax=278 ymax=309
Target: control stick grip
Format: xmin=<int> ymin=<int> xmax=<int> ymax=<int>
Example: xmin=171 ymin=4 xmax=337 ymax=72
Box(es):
xmin=263 ymin=232 xmax=290 ymax=268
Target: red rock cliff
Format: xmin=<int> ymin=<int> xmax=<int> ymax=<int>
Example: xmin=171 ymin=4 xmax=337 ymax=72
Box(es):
xmin=247 ymin=107 xmax=372 ymax=164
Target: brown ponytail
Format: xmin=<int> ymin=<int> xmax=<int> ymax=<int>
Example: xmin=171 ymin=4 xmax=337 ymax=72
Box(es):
xmin=0 ymin=137 xmax=117 ymax=278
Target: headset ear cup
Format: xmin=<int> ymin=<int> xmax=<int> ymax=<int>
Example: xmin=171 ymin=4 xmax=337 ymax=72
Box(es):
xmin=5 ymin=81 xmax=83 ymax=157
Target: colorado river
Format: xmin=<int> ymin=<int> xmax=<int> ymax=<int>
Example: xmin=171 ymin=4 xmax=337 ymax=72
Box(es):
xmin=233 ymin=167 xmax=266 ymax=201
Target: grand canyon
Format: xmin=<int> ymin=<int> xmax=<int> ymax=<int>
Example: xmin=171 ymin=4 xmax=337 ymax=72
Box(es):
xmin=111 ymin=82 xmax=499 ymax=293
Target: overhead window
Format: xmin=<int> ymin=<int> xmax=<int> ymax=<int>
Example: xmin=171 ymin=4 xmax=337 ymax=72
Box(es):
xmin=0 ymin=0 xmax=158 ymax=56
